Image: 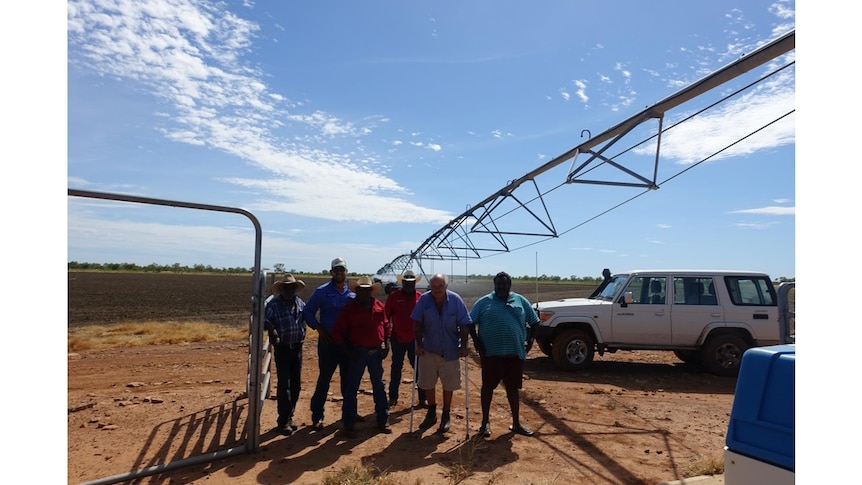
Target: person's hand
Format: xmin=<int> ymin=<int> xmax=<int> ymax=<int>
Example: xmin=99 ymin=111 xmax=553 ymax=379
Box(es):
xmin=459 ymin=345 xmax=469 ymax=358
xmin=415 ymin=344 xmax=426 ymax=356
xmin=475 ymin=340 xmax=486 ymax=356
xmin=380 ymin=339 xmax=390 ymax=359
xmin=267 ymin=329 xmax=280 ymax=347
xmin=317 ymin=327 xmax=332 ymax=344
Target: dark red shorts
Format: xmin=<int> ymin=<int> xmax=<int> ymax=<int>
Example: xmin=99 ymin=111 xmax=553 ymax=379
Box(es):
xmin=479 ymin=355 xmax=524 ymax=389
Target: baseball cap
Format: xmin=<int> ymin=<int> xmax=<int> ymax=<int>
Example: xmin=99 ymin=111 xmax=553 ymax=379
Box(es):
xmin=331 ymin=257 xmax=347 ymax=270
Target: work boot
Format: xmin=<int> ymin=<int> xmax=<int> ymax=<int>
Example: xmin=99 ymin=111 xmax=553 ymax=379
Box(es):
xmin=437 ymin=409 xmax=451 ymax=434
xmin=418 ymin=405 xmax=437 ymax=430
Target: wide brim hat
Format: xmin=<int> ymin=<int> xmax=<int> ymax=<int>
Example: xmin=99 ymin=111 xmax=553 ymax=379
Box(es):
xmin=399 ymin=270 xmax=421 ymax=283
xmin=348 ymin=275 xmax=383 ymax=292
xmin=272 ymin=274 xmax=306 ymax=294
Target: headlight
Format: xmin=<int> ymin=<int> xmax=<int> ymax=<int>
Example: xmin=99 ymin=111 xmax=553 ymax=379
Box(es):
xmin=539 ymin=310 xmax=554 ymax=322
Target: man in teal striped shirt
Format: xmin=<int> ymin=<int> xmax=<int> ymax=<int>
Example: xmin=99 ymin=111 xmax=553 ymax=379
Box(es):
xmin=469 ymin=271 xmax=540 ymax=438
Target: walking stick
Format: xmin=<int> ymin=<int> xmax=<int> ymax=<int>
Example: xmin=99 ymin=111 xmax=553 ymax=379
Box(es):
xmin=464 ymin=353 xmax=470 ymax=439
xmin=409 ymin=353 xmax=418 ymax=433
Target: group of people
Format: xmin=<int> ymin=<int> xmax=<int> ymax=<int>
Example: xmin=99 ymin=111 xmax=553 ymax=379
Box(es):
xmin=263 ymin=256 xmax=539 ymax=439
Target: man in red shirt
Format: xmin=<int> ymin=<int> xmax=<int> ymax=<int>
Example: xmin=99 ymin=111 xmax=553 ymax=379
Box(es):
xmin=383 ymin=270 xmax=427 ymax=408
xmin=330 ymin=276 xmax=392 ymax=437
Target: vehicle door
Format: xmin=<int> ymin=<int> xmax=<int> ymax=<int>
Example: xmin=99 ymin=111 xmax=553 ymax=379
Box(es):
xmin=611 ymin=275 xmax=671 ymax=344
xmin=670 ymin=275 xmax=724 ymax=345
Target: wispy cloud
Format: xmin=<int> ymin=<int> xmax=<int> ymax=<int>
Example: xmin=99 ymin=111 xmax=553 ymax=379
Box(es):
xmin=636 ymin=65 xmax=794 ymax=164
xmin=729 ymin=206 xmax=795 ymax=216
xmin=67 ymin=0 xmax=451 ymax=225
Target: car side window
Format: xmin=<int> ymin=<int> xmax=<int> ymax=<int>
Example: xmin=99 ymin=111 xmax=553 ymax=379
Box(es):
xmin=625 ymin=276 xmax=667 ymax=304
xmin=725 ymin=276 xmax=776 ymax=306
xmin=673 ymin=276 xmax=717 ymax=305
xmin=626 ymin=277 xmax=648 ymax=304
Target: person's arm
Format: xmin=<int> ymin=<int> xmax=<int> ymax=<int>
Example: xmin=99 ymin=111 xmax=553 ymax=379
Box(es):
xmin=413 ymin=318 xmax=426 ymax=356
xmin=458 ymin=324 xmax=470 ymax=357
xmin=264 ymin=300 xmax=280 ymax=346
xmin=302 ymin=290 xmax=321 ymax=330
xmin=468 ymin=302 xmax=485 ymax=355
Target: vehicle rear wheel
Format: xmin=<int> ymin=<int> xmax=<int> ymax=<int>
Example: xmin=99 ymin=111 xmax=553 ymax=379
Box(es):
xmin=701 ymin=334 xmax=749 ymax=376
xmin=674 ymin=349 xmax=702 ymax=365
xmin=551 ymin=330 xmax=595 ymax=371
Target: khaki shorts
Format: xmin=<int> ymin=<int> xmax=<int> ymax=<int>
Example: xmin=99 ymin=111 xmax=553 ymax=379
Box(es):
xmin=417 ymin=351 xmax=462 ymax=392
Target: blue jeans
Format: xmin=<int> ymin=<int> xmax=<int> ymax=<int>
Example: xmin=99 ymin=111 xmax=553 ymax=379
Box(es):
xmin=310 ymin=339 xmax=348 ymax=423
xmin=389 ymin=339 xmax=426 ymax=403
xmin=342 ymin=348 xmax=389 ymax=428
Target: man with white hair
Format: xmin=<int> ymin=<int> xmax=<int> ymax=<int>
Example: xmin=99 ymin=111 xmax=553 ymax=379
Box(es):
xmin=412 ymin=273 xmax=472 ymax=434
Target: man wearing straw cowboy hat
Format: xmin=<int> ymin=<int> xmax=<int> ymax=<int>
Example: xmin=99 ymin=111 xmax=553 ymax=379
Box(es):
xmin=383 ymin=269 xmax=427 ymax=409
xmin=265 ymin=274 xmax=307 ymax=435
xmin=330 ymin=275 xmax=392 ymax=437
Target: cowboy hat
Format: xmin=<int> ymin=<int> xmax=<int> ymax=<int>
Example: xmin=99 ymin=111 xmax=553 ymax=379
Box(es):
xmin=348 ymin=275 xmax=383 ymax=293
xmin=398 ymin=270 xmax=422 ymax=283
xmin=272 ymin=274 xmax=306 ymax=294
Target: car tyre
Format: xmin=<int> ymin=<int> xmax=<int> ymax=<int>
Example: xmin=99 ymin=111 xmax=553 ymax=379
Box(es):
xmin=551 ymin=330 xmax=595 ymax=371
xmin=701 ymin=334 xmax=749 ymax=377
xmin=673 ymin=350 xmax=702 ymax=365
xmin=537 ymin=339 xmax=553 ymax=357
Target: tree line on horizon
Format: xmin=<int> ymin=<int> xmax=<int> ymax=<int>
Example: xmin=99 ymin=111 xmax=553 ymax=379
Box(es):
xmin=67 ymin=261 xmax=608 ymax=282
xmin=67 ymin=261 xmax=795 ymax=283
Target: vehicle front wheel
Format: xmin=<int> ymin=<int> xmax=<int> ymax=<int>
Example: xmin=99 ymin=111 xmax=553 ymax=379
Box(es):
xmin=537 ymin=339 xmax=552 ymax=357
xmin=551 ymin=330 xmax=595 ymax=371
xmin=701 ymin=334 xmax=749 ymax=376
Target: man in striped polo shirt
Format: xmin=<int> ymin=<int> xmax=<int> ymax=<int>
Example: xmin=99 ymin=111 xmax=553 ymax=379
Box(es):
xmin=469 ymin=271 xmax=540 ymax=438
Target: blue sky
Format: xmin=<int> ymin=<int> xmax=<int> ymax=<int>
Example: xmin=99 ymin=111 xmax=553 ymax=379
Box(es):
xmin=64 ymin=0 xmax=797 ymax=280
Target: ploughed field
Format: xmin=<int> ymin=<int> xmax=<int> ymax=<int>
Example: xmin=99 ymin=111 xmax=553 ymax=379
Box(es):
xmin=67 ymin=271 xmax=592 ymax=327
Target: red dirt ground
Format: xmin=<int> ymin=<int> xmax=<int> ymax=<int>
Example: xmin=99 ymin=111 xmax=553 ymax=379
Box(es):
xmin=68 ymin=272 xmax=734 ymax=485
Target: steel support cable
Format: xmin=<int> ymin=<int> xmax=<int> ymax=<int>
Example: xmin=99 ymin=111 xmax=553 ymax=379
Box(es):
xmin=475 ymin=108 xmax=796 ymax=258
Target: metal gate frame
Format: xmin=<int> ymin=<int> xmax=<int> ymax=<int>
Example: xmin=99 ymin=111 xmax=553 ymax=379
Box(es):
xmin=68 ymin=189 xmax=269 ymax=485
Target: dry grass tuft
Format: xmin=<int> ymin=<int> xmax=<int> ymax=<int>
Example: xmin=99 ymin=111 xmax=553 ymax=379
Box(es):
xmin=683 ymin=453 xmax=724 ymax=477
xmin=68 ymin=321 xmax=247 ymax=351
xmin=321 ymin=464 xmax=406 ymax=485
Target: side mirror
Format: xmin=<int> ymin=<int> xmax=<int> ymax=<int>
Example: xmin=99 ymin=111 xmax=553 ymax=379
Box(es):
xmin=621 ymin=292 xmax=634 ymax=307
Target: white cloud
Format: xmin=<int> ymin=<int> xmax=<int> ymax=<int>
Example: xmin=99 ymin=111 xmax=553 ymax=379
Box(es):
xmin=734 ymin=221 xmax=780 ymax=230
xmin=67 ymin=0 xmax=448 ymax=225
xmin=426 ymin=143 xmax=442 ymax=152
xmin=638 ymin=68 xmax=795 ymax=164
xmin=573 ymin=80 xmax=588 ymax=103
xmin=729 ymin=206 xmax=795 ymax=216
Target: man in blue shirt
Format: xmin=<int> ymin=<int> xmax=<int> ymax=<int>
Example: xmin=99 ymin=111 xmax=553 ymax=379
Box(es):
xmin=303 ymin=257 xmax=355 ymax=429
xmin=469 ymin=271 xmax=540 ymax=438
xmin=412 ymin=273 xmax=472 ymax=434
xmin=264 ymin=274 xmax=307 ymax=434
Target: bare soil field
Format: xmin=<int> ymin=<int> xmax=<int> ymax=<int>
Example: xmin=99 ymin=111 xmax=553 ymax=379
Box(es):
xmin=68 ymin=272 xmax=733 ymax=485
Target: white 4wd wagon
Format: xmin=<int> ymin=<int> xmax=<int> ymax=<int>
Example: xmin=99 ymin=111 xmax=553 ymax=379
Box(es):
xmin=532 ymin=269 xmax=781 ymax=376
